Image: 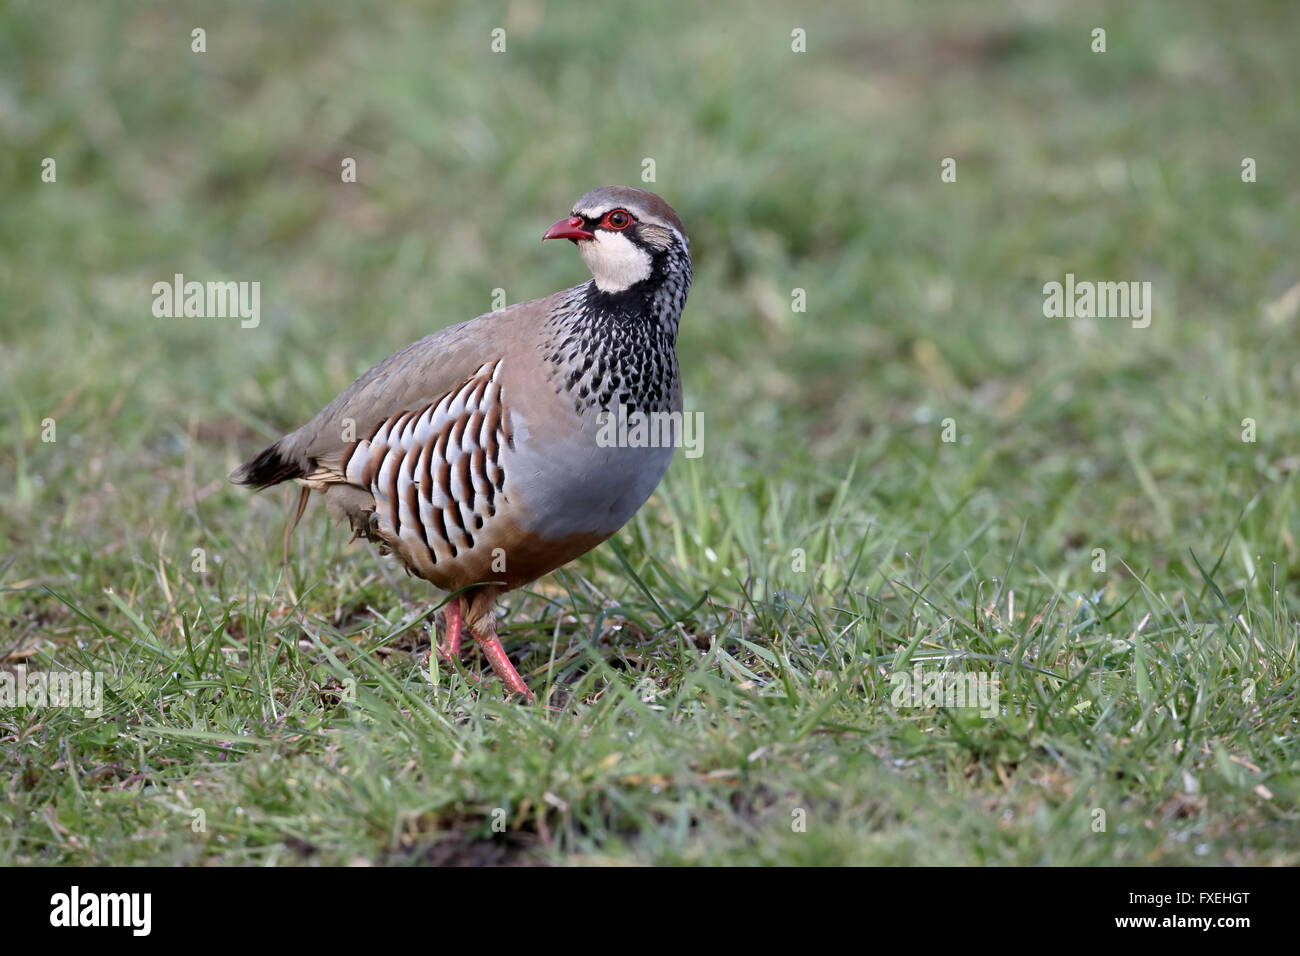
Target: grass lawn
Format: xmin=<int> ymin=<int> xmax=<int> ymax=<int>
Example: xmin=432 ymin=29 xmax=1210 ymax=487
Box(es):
xmin=2 ymin=0 xmax=1298 ymax=865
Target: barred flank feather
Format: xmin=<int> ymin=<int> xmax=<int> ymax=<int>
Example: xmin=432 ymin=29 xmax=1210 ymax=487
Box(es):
xmin=230 ymin=440 xmax=303 ymax=488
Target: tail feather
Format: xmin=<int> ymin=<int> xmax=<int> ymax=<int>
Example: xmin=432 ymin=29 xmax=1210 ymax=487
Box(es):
xmin=230 ymin=440 xmax=303 ymax=489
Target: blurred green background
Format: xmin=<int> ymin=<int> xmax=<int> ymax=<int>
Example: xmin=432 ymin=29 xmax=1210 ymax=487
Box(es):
xmin=4 ymin=0 xmax=1298 ymax=551
xmin=1 ymin=1 xmax=1298 ymax=865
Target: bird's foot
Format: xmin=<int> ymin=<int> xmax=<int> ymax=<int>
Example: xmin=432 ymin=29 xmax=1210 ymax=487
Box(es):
xmin=428 ymin=598 xmax=533 ymax=701
xmin=429 ymin=599 xmax=481 ymax=683
xmin=472 ymin=631 xmax=535 ymax=702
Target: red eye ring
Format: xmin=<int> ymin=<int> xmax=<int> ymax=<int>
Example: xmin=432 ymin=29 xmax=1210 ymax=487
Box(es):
xmin=600 ymin=209 xmax=634 ymax=230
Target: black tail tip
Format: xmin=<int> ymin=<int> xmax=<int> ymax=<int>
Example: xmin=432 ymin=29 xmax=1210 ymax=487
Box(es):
xmin=230 ymin=442 xmax=302 ymax=489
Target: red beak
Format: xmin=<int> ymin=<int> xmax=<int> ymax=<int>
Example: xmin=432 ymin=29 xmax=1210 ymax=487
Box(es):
xmin=542 ymin=215 xmax=595 ymax=242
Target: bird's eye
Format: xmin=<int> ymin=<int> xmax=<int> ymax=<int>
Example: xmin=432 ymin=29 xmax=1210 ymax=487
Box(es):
xmin=602 ymin=209 xmax=633 ymax=230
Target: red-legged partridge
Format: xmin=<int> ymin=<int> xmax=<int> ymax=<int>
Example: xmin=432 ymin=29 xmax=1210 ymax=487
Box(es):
xmin=231 ymin=186 xmax=692 ymax=701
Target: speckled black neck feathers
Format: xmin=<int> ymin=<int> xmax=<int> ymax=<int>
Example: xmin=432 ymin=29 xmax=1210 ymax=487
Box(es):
xmin=541 ymin=239 xmax=691 ymax=416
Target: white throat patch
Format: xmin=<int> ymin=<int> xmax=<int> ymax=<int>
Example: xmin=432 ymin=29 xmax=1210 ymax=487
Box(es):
xmin=579 ymin=231 xmax=653 ymax=293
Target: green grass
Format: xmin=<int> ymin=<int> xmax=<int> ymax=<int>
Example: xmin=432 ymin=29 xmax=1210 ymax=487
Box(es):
xmin=2 ymin=0 xmax=1298 ymax=865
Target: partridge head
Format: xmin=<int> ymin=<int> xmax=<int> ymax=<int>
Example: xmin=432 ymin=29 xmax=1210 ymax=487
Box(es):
xmin=231 ymin=186 xmax=692 ymax=701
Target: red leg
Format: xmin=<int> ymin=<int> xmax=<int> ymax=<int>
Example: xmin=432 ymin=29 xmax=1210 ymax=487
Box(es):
xmin=437 ymin=597 xmax=464 ymax=660
xmin=441 ymin=589 xmax=536 ymax=702
xmin=431 ymin=597 xmax=486 ymax=685
xmin=471 ymin=630 xmax=534 ymax=701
